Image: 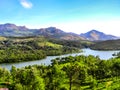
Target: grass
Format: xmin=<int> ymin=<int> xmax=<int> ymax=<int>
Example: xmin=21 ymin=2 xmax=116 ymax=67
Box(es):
xmin=38 ymin=41 xmax=62 ymax=49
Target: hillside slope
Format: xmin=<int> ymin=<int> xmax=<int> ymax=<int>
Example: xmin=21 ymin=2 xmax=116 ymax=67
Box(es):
xmin=90 ymin=39 xmax=120 ymax=50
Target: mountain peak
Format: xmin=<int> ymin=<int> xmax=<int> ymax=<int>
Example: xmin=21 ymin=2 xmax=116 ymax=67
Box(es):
xmin=4 ymin=23 xmax=16 ymax=26
xmin=90 ymin=29 xmax=98 ymax=32
xmin=0 ymin=23 xmax=28 ymax=31
xmin=87 ymin=29 xmax=104 ymax=34
xmin=39 ymin=27 xmax=64 ymax=34
xmin=80 ymin=30 xmax=118 ymax=41
xmin=0 ymin=23 xmax=18 ymax=28
xmin=36 ymin=27 xmax=84 ymax=40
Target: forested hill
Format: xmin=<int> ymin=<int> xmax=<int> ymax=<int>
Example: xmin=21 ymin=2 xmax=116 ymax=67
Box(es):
xmin=0 ymin=36 xmax=92 ymax=63
xmin=90 ymin=39 xmax=120 ymax=50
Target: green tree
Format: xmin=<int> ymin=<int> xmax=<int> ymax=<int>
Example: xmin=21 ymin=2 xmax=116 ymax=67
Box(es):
xmin=62 ymin=63 xmax=80 ymax=90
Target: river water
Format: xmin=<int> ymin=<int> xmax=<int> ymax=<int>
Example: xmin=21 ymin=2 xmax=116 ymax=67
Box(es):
xmin=0 ymin=48 xmax=120 ymax=70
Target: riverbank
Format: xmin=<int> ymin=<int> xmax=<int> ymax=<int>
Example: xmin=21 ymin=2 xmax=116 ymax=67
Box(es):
xmin=0 ymin=48 xmax=120 ymax=70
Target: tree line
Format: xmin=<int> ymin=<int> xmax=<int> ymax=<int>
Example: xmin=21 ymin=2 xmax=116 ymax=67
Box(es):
xmin=0 ymin=55 xmax=120 ymax=90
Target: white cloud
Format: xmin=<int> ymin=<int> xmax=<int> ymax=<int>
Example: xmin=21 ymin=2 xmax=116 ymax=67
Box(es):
xmin=20 ymin=0 xmax=33 ymax=9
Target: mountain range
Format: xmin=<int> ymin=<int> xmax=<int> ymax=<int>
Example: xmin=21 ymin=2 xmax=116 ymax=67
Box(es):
xmin=0 ymin=23 xmax=119 ymax=41
xmin=0 ymin=23 xmax=84 ymax=40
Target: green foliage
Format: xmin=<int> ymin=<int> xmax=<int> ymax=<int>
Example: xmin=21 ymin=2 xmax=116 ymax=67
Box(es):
xmin=1 ymin=55 xmax=120 ymax=89
xmin=0 ymin=36 xmax=81 ymax=63
xmin=14 ymin=83 xmax=23 ymax=90
xmin=48 ymin=38 xmax=93 ymax=49
xmin=0 ymin=49 xmax=46 ymax=63
xmin=0 ymin=55 xmax=120 ymax=90
xmin=1 ymin=36 xmax=120 ymax=89
xmin=90 ymin=39 xmax=120 ymax=50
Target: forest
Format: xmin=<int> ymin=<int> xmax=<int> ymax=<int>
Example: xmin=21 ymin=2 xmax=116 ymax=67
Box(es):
xmin=0 ymin=36 xmax=88 ymax=63
xmin=90 ymin=39 xmax=120 ymax=50
xmin=0 ymin=55 xmax=120 ymax=90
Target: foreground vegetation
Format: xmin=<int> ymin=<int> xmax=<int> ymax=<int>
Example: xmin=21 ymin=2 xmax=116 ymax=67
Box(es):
xmin=0 ymin=55 xmax=120 ymax=90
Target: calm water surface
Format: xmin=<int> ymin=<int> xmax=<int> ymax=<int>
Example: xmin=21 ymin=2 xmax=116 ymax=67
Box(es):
xmin=0 ymin=48 xmax=120 ymax=70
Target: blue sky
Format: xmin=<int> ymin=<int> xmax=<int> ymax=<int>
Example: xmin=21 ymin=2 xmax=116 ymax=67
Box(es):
xmin=0 ymin=0 xmax=120 ymax=36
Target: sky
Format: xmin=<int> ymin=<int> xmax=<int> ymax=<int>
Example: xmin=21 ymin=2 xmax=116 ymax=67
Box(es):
xmin=0 ymin=0 xmax=120 ymax=36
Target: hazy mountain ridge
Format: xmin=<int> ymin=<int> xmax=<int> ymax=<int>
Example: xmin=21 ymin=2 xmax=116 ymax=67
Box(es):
xmin=0 ymin=23 xmax=28 ymax=31
xmin=0 ymin=23 xmax=119 ymax=41
xmin=0 ymin=23 xmax=34 ymax=36
xmin=0 ymin=23 xmax=84 ymax=40
xmin=80 ymin=30 xmax=118 ymax=41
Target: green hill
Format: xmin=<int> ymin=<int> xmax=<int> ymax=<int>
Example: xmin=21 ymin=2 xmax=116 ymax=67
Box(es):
xmin=90 ymin=39 xmax=120 ymax=50
xmin=0 ymin=36 xmax=83 ymax=63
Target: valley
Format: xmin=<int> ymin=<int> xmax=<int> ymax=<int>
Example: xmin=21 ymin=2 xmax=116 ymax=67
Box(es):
xmin=1 ymin=0 xmax=120 ymax=89
xmin=0 ymin=23 xmax=120 ymax=90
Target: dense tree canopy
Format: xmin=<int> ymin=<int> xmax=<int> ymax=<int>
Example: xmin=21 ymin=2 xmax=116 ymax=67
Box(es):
xmin=0 ymin=36 xmax=81 ymax=63
xmin=0 ymin=55 xmax=120 ymax=90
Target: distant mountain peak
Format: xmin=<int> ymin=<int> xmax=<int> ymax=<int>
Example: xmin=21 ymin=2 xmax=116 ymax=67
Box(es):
xmin=0 ymin=23 xmax=17 ymax=28
xmin=0 ymin=23 xmax=28 ymax=31
xmin=80 ymin=30 xmax=119 ymax=41
xmin=4 ymin=23 xmax=16 ymax=26
xmin=87 ymin=29 xmax=104 ymax=34
xmin=37 ymin=27 xmax=84 ymax=40
xmin=46 ymin=27 xmax=64 ymax=33
xmin=90 ymin=29 xmax=98 ymax=32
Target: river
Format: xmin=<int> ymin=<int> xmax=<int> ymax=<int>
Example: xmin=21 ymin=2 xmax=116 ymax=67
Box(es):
xmin=0 ymin=48 xmax=120 ymax=70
